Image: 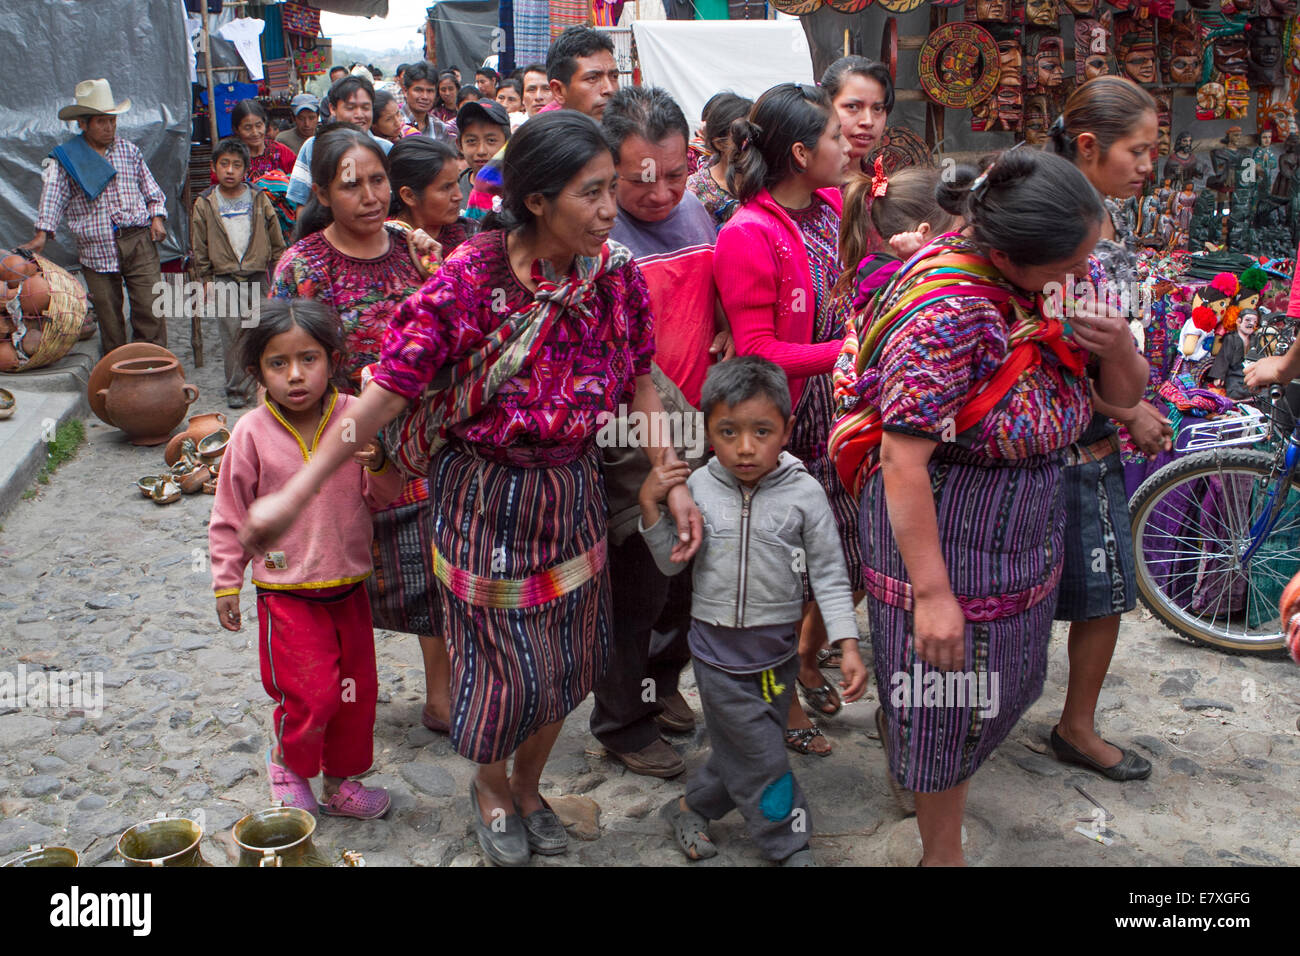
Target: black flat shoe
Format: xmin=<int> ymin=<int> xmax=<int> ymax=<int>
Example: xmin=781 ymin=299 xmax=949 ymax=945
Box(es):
xmin=516 ymin=797 xmax=568 ymax=856
xmin=1050 ymin=727 xmax=1152 ymax=781
xmin=470 ymin=781 xmax=530 ymax=866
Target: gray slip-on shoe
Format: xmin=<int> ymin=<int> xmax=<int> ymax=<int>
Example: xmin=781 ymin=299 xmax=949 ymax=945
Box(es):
xmin=470 ymin=781 xmax=530 ymax=867
xmin=517 ymin=797 xmax=569 ymax=856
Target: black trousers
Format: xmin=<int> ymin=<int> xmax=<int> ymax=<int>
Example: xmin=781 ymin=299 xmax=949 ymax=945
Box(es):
xmin=589 ymin=532 xmax=692 ymax=753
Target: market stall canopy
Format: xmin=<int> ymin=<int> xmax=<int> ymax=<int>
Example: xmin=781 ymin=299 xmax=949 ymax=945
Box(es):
xmin=308 ymin=0 xmax=390 ymax=16
xmin=632 ymin=21 xmax=815 ymax=126
xmin=0 ymin=0 xmax=191 ymax=266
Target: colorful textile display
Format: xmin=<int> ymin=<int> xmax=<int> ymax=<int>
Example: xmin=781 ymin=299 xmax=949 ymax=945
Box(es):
xmin=281 ymin=2 xmax=321 ymax=37
xmin=294 ymin=46 xmax=329 ymax=77
xmin=550 ymin=0 xmax=589 ymax=38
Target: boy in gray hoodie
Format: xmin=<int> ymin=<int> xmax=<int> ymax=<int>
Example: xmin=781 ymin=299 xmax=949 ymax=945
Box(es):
xmin=640 ymin=356 xmax=866 ymax=866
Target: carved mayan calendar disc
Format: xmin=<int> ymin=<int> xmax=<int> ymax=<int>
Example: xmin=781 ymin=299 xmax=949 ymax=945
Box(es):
xmin=866 ymin=126 xmax=935 ymax=174
xmin=877 ymin=0 xmax=926 ymax=11
xmin=827 ymin=0 xmax=872 ymax=12
xmin=918 ymin=22 xmax=1001 ymax=109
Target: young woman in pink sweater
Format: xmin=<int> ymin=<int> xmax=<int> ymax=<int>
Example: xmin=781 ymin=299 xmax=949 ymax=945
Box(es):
xmin=209 ymin=299 xmax=402 ymax=818
xmin=714 ymin=83 xmax=860 ymax=757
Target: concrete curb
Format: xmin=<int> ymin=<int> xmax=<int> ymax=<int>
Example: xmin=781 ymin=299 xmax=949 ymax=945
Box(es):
xmin=0 ymin=389 xmax=86 ymax=520
xmin=0 ymin=338 xmax=100 ymax=520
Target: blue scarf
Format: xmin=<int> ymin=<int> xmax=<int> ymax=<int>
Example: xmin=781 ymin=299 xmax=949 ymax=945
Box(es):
xmin=49 ymin=134 xmax=117 ymax=202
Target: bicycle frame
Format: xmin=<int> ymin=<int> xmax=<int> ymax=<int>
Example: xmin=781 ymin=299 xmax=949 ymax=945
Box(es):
xmin=1241 ymin=431 xmax=1300 ymax=562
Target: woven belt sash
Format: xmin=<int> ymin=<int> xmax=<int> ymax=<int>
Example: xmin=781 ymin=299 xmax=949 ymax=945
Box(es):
xmin=864 ymin=561 xmax=1062 ymax=623
xmin=431 ymin=538 xmax=607 ymax=609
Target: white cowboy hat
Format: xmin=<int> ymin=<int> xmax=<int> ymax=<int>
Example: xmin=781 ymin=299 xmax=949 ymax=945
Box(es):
xmin=58 ymin=79 xmax=131 ymax=120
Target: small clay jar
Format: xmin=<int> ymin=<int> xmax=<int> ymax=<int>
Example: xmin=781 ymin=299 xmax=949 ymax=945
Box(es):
xmin=0 ymin=252 xmax=38 ymax=285
xmin=117 ymin=814 xmax=207 ymax=867
xmin=2 ymin=844 xmax=79 ymax=867
xmin=18 ymin=274 xmax=50 ymax=315
xmin=98 ymin=357 xmax=199 ymax=446
xmin=177 ymin=464 xmax=210 ymax=494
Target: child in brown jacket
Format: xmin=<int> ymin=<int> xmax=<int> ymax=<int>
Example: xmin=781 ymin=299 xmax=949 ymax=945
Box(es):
xmin=192 ymin=138 xmax=287 ymax=407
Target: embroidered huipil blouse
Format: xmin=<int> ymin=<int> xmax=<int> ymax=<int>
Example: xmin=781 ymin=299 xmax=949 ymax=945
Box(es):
xmin=372 ymin=230 xmax=656 ymax=467
xmin=871 ymin=296 xmax=1092 ymax=460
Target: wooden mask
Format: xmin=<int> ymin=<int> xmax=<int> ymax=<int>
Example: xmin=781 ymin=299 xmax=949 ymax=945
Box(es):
xmin=1116 ymin=14 xmax=1160 ymax=84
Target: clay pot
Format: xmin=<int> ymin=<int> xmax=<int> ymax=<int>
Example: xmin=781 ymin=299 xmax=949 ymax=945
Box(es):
xmin=137 ymin=475 xmax=162 ymax=498
xmin=0 ymin=388 xmax=13 ymax=420
xmin=3 ymin=844 xmax=79 ymax=867
xmin=18 ymin=274 xmax=50 ymax=315
xmin=97 ymin=357 xmax=198 ymax=446
xmin=0 ymin=252 xmax=38 ymax=285
xmin=117 ymin=814 xmax=208 ymax=867
xmin=231 ymin=806 xmax=339 ymax=867
xmin=165 ymin=412 xmax=227 ymax=465
xmin=177 ymin=464 xmax=210 ymax=494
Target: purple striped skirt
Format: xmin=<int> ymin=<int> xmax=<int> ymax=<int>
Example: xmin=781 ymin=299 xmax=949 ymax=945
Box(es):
xmin=859 ymin=444 xmax=1065 ymax=792
xmin=367 ymin=485 xmax=441 ymax=638
xmin=428 ymin=442 xmax=610 ymax=764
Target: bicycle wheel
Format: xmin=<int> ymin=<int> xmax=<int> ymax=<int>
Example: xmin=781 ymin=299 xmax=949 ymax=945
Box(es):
xmin=1129 ymin=448 xmax=1298 ymax=655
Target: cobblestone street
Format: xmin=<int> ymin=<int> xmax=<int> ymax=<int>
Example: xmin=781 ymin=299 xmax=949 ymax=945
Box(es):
xmin=3 ymin=319 xmax=1300 ymax=867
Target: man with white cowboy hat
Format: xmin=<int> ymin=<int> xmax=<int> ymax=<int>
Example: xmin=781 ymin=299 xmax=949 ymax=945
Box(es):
xmin=23 ymin=78 xmax=169 ymax=353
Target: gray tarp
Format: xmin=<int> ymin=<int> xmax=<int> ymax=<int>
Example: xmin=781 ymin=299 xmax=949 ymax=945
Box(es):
xmin=0 ymin=0 xmax=192 ymax=267
xmin=430 ymin=0 xmax=499 ymax=77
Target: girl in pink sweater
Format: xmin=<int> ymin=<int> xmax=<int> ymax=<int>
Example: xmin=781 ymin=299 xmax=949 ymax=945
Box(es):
xmin=714 ymin=82 xmax=861 ymax=757
xmin=209 ymin=299 xmax=402 ymax=818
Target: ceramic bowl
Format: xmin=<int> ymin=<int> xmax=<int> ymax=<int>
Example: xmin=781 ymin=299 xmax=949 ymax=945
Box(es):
xmin=0 ymin=388 xmax=14 ymax=420
xmin=137 ymin=476 xmax=162 ymax=498
xmin=150 ymin=479 xmax=181 ymax=505
xmin=197 ymin=428 xmax=230 ymax=463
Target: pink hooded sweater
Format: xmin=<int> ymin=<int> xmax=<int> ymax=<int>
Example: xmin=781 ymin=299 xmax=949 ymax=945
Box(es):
xmin=209 ymin=390 xmax=402 ymax=597
xmin=714 ymin=187 xmax=845 ymax=409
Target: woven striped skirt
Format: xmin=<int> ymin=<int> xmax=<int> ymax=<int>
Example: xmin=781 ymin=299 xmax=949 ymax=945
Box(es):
xmin=429 ymin=442 xmax=610 ymax=764
xmin=367 ymin=480 xmax=442 ymax=638
xmin=859 ymin=445 xmax=1065 ymax=793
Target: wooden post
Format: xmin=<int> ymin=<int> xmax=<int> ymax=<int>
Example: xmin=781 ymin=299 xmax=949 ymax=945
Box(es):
xmin=200 ymin=13 xmax=220 ymax=149
xmin=844 ymin=29 xmax=850 ymax=57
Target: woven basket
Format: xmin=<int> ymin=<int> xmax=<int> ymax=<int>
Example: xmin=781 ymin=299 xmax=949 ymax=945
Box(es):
xmin=7 ymin=256 xmax=87 ymax=371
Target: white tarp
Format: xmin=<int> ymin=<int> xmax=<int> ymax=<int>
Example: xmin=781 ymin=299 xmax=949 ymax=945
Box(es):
xmin=631 ymin=21 xmax=814 ymax=127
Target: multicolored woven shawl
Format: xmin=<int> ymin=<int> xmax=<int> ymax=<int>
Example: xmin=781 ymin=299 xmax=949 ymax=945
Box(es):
xmin=828 ymin=234 xmax=1087 ymax=497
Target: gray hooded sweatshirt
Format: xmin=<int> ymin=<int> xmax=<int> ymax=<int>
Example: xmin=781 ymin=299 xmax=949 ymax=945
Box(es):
xmin=639 ymin=451 xmax=858 ymax=645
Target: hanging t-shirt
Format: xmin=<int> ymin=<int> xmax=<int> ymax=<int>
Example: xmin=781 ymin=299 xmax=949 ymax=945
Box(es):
xmin=217 ymin=185 xmax=254 ymax=264
xmin=201 ymin=82 xmax=259 ymax=138
xmin=186 ymin=15 xmax=203 ymax=83
xmin=219 ymin=17 xmax=266 ymax=81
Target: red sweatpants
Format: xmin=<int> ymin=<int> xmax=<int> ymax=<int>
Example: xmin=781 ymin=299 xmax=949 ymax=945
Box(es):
xmin=256 ymin=582 xmax=378 ymax=780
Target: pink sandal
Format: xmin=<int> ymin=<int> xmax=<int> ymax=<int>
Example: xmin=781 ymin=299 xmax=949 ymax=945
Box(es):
xmin=266 ymin=748 xmax=318 ymax=814
xmin=319 ymin=780 xmax=391 ymax=819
